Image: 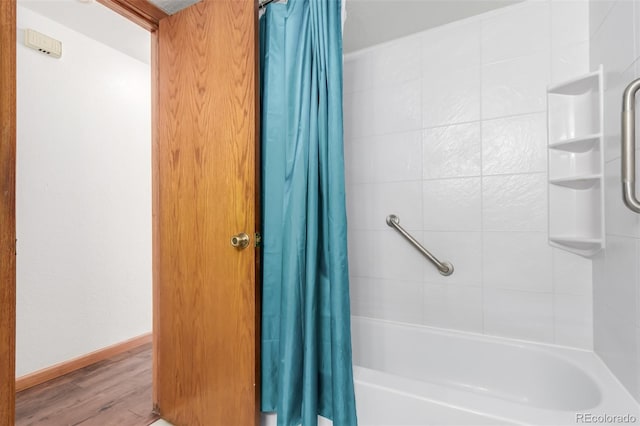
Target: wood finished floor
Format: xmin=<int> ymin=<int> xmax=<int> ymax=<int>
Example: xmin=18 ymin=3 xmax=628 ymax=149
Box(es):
xmin=16 ymin=343 xmax=159 ymax=426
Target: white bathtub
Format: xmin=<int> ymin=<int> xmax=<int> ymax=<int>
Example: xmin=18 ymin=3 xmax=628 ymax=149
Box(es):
xmin=350 ymin=316 xmax=640 ymax=425
xmin=263 ymin=316 xmax=640 ymax=426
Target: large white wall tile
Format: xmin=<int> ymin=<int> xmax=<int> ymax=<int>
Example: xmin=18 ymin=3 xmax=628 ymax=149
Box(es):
xmin=482 ymin=1 xmax=550 ymax=64
xmin=551 ymin=0 xmax=589 ymax=49
xmin=590 ymin=0 xmax=635 ymax=74
xmin=551 ymin=41 xmax=590 ymax=84
xmin=423 ymin=178 xmax=482 ymax=231
xmin=344 ymin=138 xmax=374 ymax=185
xmin=422 ymin=231 xmax=482 ymax=286
xmin=423 ymin=66 xmax=480 ymax=127
xmin=344 ymin=53 xmax=373 ymax=94
xmin=605 ymin=159 xmax=640 ymax=238
xmin=635 ymin=0 xmax=640 ymax=62
xmin=422 ymin=20 xmax=480 ymax=72
xmin=370 ymin=131 xmax=423 ymax=183
xmin=482 ymin=53 xmax=550 ymax=120
xmin=370 ymin=35 xmax=421 ymax=87
xmin=350 ymin=275 xmax=376 ymax=317
xmin=637 ymin=239 xmax=640 ymax=327
xmin=482 ymin=173 xmax=547 ymax=232
xmin=346 ymin=183 xmax=370 ymax=230
xmin=370 ymin=230 xmax=426 ymax=281
xmin=348 ymin=181 xmax=422 ymax=231
xmin=373 ymin=79 xmax=422 ymax=136
xmin=597 ymin=236 xmax=638 ymax=322
xmin=602 ymin=67 xmax=635 ymax=163
xmin=589 ymin=0 xmax=616 ymax=37
xmin=484 ymin=288 xmax=554 ymax=343
xmin=347 ymin=229 xmax=374 ymax=277
xmin=482 ymin=113 xmax=547 ymax=175
xmin=374 ymin=181 xmax=422 ymax=231
xmin=553 ymin=248 xmax=592 ymax=295
xmin=343 ymin=89 xmax=375 ymax=140
xmin=351 ymin=277 xmax=424 ymax=324
xmin=594 ymin=302 xmax=639 ymax=398
xmin=423 ymin=123 xmax=481 ymax=179
xmin=423 ymin=284 xmax=483 ymax=333
xmin=483 ymin=232 xmax=553 ymax=292
xmin=554 ymin=292 xmax=593 ymax=349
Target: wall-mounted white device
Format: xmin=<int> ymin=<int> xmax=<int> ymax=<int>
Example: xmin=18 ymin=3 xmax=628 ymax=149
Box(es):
xmin=24 ymin=29 xmax=62 ymax=59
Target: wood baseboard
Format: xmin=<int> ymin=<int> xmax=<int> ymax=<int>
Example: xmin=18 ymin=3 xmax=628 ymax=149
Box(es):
xmin=15 ymin=333 xmax=152 ymax=392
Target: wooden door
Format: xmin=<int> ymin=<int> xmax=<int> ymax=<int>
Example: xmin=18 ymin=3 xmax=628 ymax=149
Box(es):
xmin=0 ymin=0 xmax=16 ymax=425
xmin=154 ymin=2 xmax=260 ymax=425
xmin=1 ymin=1 xmax=259 ymax=425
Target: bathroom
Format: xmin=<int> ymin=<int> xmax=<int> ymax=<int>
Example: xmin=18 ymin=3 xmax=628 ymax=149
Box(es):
xmin=341 ymin=0 xmax=640 ymax=424
xmin=4 ymin=0 xmax=640 ymax=425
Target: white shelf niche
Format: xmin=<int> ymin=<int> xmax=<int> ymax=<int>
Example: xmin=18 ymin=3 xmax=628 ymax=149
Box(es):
xmin=547 ymin=66 xmax=604 ymax=257
xmin=548 ymin=69 xmax=601 ymax=145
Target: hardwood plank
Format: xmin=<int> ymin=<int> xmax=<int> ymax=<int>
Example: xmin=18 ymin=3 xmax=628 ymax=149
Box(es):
xmin=0 ymin=0 xmax=17 ymax=424
xmin=16 ymin=333 xmax=152 ymax=392
xmin=16 ymin=344 xmax=157 ymax=426
xmin=155 ymin=1 xmax=260 ymax=424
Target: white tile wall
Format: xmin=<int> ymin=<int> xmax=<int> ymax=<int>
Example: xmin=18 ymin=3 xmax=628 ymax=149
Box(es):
xmin=423 ymin=66 xmax=481 ymax=128
xmin=551 ymin=41 xmax=590 ymax=83
xmin=422 ymin=21 xmax=480 ymax=72
xmin=481 ymin=53 xmax=550 ymax=119
xmin=373 ymin=79 xmax=422 ymax=135
xmin=591 ymin=0 xmax=640 ymax=403
xmin=481 ymin=1 xmax=550 ymax=64
xmin=483 ymin=232 xmax=553 ymax=292
xmin=481 ymin=113 xmax=548 ymax=175
xmin=422 ymin=123 xmax=481 ymax=179
xmin=344 ymin=0 xmax=592 ymax=348
xmin=423 ymin=284 xmax=483 ymax=332
xmin=423 ymin=178 xmax=482 ymax=231
xmin=551 ymin=1 xmax=589 ymax=48
xmin=482 ymin=173 xmax=548 ymax=232
xmin=422 ymin=231 xmax=482 ymax=286
xmin=483 ymin=288 xmax=555 ymax=343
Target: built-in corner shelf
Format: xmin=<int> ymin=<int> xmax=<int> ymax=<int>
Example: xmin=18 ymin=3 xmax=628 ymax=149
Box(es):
xmin=548 ymin=133 xmax=601 ymax=153
xmin=547 ymin=70 xmax=600 ymax=95
xmin=549 ymin=175 xmax=600 ymax=189
xmin=549 ymin=236 xmax=604 ymax=253
xmin=547 ymin=66 xmax=604 ymax=257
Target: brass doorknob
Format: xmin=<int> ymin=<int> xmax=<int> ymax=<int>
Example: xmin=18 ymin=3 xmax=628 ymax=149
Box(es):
xmin=230 ymin=233 xmax=250 ymax=249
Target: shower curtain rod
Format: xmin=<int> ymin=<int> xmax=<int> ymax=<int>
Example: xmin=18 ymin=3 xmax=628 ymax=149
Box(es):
xmin=259 ymin=0 xmax=278 ymax=9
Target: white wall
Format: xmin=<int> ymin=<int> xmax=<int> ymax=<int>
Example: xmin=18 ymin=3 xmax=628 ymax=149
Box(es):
xmin=590 ymin=0 xmax=640 ymax=402
xmin=16 ymin=6 xmax=151 ymax=377
xmin=344 ymin=0 xmax=593 ymax=348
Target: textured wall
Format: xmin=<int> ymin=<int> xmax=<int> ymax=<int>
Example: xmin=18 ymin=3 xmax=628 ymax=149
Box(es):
xmin=590 ymin=0 xmax=640 ymax=402
xmin=344 ymin=0 xmax=593 ymax=348
xmin=16 ymin=6 xmax=152 ymax=376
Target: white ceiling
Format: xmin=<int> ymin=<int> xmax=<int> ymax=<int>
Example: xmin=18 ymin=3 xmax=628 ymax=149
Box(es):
xmin=343 ymin=0 xmax=524 ymax=53
xmin=18 ymin=0 xmax=151 ymax=64
xmin=19 ymin=0 xmax=525 ymax=62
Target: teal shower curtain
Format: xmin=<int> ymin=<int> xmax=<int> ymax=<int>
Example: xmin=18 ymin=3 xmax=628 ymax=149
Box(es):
xmin=260 ymin=0 xmax=357 ymax=425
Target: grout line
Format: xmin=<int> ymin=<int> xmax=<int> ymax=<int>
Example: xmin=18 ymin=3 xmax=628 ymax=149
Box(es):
xmin=547 ymin=0 xmax=557 ymax=347
xmin=419 ymin=31 xmax=426 ymax=327
xmin=348 ymin=170 xmax=548 ymax=187
xmin=479 ymin=15 xmax=486 ymax=335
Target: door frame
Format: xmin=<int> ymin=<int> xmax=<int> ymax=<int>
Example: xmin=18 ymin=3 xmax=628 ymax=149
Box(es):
xmin=0 ymin=1 xmax=260 ymax=424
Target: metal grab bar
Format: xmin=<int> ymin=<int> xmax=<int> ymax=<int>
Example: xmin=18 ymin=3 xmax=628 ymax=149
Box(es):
xmin=622 ymin=78 xmax=640 ymax=213
xmin=386 ymin=214 xmax=454 ymax=276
